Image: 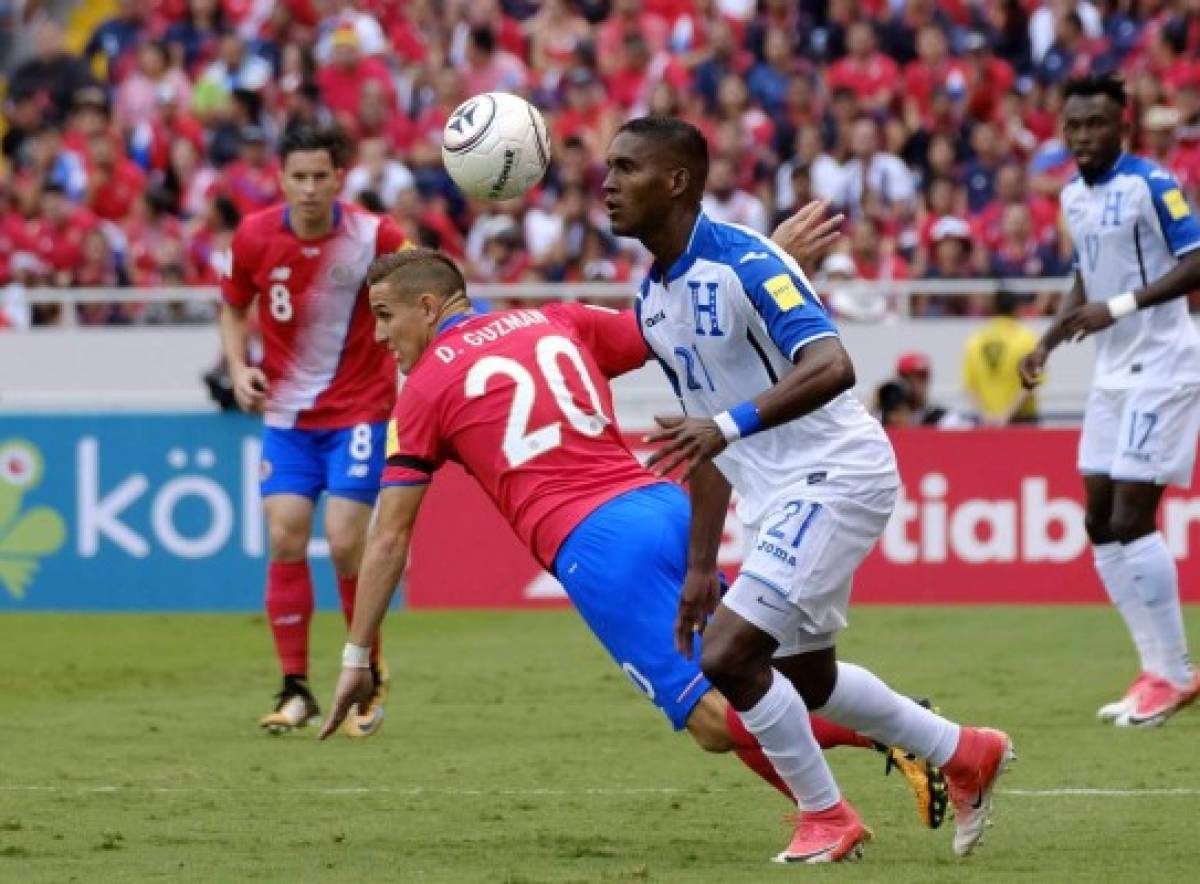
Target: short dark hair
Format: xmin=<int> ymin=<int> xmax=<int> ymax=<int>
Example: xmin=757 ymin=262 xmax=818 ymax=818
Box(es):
xmin=994 ymin=288 xmax=1020 ymax=317
xmin=279 ymin=124 xmax=351 ymax=168
xmin=617 ymin=115 xmax=709 ymax=193
xmin=1063 ymin=74 xmax=1127 ymax=108
xmin=367 ymin=247 xmax=467 ymax=302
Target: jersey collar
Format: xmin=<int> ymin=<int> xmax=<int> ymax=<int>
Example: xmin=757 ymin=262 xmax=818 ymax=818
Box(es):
xmin=436 ymin=311 xmax=475 ymax=336
xmin=649 ymin=211 xmax=709 ymax=285
xmin=281 ymin=201 xmax=344 ymax=236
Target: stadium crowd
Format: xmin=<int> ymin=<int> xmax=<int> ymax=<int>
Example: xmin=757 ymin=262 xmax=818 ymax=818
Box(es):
xmin=1 ymin=0 xmax=1199 ymax=328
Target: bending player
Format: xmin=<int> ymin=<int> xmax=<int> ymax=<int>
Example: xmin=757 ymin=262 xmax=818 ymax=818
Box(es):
xmin=219 ymin=125 xmax=408 ymax=736
xmin=1019 ymin=75 xmax=1200 ymax=726
xmin=318 ymin=247 xmax=947 ymax=834
xmin=605 ymin=117 xmax=1012 ymax=863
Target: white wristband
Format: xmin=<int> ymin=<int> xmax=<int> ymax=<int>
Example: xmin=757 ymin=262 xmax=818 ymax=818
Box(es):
xmin=1107 ymin=292 xmax=1138 ymax=320
xmin=712 ymin=411 xmax=741 ymax=443
xmin=342 ymin=642 xmax=371 ymax=669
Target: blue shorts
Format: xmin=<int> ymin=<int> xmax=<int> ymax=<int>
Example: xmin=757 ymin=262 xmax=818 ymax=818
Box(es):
xmin=553 ymin=483 xmax=710 ymax=730
xmin=260 ymin=423 xmax=387 ymax=505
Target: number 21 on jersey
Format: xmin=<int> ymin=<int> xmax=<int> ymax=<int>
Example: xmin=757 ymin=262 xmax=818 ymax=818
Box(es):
xmin=465 ymin=335 xmax=610 ymax=468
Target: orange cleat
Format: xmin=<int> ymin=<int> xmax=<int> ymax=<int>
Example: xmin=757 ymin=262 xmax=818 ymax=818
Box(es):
xmin=773 ymin=799 xmax=871 ymax=864
xmin=944 ymin=727 xmax=1015 ymax=857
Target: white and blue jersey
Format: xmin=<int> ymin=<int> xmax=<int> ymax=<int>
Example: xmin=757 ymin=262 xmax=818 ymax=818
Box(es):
xmin=1061 ymin=153 xmax=1200 ymax=390
xmin=636 ymin=212 xmax=896 ymax=527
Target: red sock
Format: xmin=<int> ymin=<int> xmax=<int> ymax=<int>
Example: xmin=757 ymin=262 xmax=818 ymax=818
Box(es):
xmin=724 ymin=702 xmax=794 ymax=801
xmin=266 ymin=560 xmax=314 ymax=677
xmin=809 ymin=715 xmax=874 ymax=750
xmin=336 ymin=574 xmax=381 ymax=667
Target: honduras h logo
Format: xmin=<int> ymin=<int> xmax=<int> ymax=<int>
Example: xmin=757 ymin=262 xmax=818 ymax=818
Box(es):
xmin=0 ymin=440 xmax=67 ymax=600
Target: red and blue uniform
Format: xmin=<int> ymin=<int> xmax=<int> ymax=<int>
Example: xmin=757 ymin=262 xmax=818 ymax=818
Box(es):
xmin=383 ymin=303 xmax=711 ymax=728
xmin=222 ymin=201 xmax=408 ymax=503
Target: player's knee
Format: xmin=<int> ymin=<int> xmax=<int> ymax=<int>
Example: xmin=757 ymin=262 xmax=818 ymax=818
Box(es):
xmin=267 ymin=523 xmax=308 ymax=561
xmin=1108 ymin=510 xmax=1152 ymax=545
xmin=325 ymin=535 xmax=363 ymax=575
xmin=1084 ymin=509 xmax=1114 ymax=544
xmin=699 ymin=631 xmax=757 ymax=692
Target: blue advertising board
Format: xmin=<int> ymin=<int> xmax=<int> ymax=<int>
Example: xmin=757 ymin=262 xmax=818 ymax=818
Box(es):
xmin=0 ymin=413 xmax=357 ymax=611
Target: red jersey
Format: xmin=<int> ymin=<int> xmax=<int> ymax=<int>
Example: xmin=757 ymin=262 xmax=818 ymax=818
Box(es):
xmin=382 ymin=304 xmax=657 ymax=568
xmin=220 ymin=202 xmax=409 ymax=429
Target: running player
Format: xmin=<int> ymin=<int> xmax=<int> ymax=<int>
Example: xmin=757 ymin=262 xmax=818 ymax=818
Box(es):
xmin=1019 ymin=75 xmax=1200 ymax=726
xmin=317 ymin=247 xmax=947 ymax=833
xmin=605 ymin=116 xmax=1012 ymax=863
xmin=219 ymin=124 xmax=408 ymax=736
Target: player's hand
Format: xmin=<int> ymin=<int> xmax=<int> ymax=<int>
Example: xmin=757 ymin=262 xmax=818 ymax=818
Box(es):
xmin=674 ymin=568 xmax=722 ymax=658
xmin=770 ymin=199 xmax=845 ymax=277
xmin=1017 ymin=346 xmax=1047 ymax=390
xmin=1061 ymin=302 xmax=1114 ymax=342
xmin=318 ymin=666 xmax=375 ymax=740
xmin=644 ymin=415 xmax=727 ymax=480
xmin=231 ymin=365 xmax=269 ymax=414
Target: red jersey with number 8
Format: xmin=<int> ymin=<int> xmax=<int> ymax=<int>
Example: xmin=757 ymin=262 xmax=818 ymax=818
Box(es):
xmin=382 ymin=303 xmax=658 ymax=567
xmin=221 ymin=202 xmax=409 ymax=429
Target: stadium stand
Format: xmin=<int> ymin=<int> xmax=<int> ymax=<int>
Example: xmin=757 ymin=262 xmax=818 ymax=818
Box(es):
xmin=0 ymin=0 xmax=1198 ymax=331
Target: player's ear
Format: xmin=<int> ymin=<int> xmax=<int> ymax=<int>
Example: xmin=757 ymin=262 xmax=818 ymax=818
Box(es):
xmin=669 ymin=168 xmax=691 ymax=200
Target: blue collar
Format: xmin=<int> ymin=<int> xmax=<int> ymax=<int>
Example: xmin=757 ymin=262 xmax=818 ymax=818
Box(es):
xmin=436 ymin=311 xmax=474 ymax=336
xmin=1087 ymin=152 xmax=1127 ymax=187
xmin=649 ymin=211 xmax=707 ymax=285
xmin=282 ymin=201 xmax=344 ymax=235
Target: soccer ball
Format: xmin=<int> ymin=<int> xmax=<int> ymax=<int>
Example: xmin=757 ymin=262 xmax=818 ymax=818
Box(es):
xmin=442 ymin=92 xmax=551 ymax=201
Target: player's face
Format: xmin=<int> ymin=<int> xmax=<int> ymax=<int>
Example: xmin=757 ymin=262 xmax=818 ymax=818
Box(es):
xmin=1062 ymin=95 xmax=1124 ymax=180
xmin=281 ymin=149 xmax=343 ymax=227
xmin=603 ymin=132 xmax=676 ymax=239
xmin=369 ymin=284 xmax=436 ymax=373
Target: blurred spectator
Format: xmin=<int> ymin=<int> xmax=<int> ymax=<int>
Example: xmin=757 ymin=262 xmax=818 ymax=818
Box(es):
xmin=1038 ymin=10 xmax=1102 ymax=84
xmin=164 ymin=137 xmax=220 ymax=219
xmin=84 ymin=0 xmax=146 ymax=83
xmin=822 ymin=251 xmax=891 ymax=324
xmin=746 ymin=27 xmax=795 ymax=117
xmin=597 ymin=0 xmax=669 ymax=76
xmin=874 ymin=378 xmax=917 ymax=427
xmin=1144 ymin=104 xmax=1200 ymax=200
xmin=963 ymin=122 xmax=1009 ymax=214
xmin=972 ymin=162 xmax=1060 ymax=252
xmin=24 ymin=124 xmax=87 ymax=203
xmin=85 ymin=130 xmax=147 ymax=223
xmin=463 ymin=26 xmax=529 ymax=97
xmin=989 ymin=204 xmax=1068 ymax=278
xmin=8 ymin=20 xmax=96 ymax=124
xmin=903 ymin=25 xmax=968 ymax=124
xmin=115 ymin=41 xmax=194 ymax=132
xmin=961 ymin=289 xmax=1040 ymax=424
xmin=198 ymin=32 xmax=272 ymax=98
xmin=218 ymin=126 xmax=283 ymax=216
xmin=1030 ymin=1 xmax=1103 ymax=65
xmin=314 ymin=0 xmax=389 ymax=64
xmin=702 ymin=155 xmax=768 ymax=233
xmin=316 ymin=25 xmax=397 ymax=127
xmin=26 ymin=184 xmax=98 ymax=286
xmin=526 ymin=0 xmax=592 ymax=94
xmin=896 ymin=351 xmax=968 ymax=427
xmin=827 ymin=21 xmax=899 ymax=112
xmin=165 ymin=0 xmax=228 ymax=73
xmin=835 ymin=116 xmax=917 ymax=218
xmin=343 ymin=137 xmax=415 ymax=209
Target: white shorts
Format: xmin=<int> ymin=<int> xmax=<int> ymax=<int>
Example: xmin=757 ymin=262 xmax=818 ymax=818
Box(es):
xmin=1078 ymin=385 xmax=1200 ymax=487
xmin=722 ymin=486 xmax=896 ymax=656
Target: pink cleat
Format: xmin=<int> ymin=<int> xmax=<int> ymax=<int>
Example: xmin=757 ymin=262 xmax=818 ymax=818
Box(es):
xmin=1098 ymin=672 xmax=1153 ymax=723
xmin=1117 ymin=673 xmax=1200 ymax=728
xmin=773 ymin=799 xmax=871 ymax=864
xmin=943 ymin=727 xmax=1016 ymax=857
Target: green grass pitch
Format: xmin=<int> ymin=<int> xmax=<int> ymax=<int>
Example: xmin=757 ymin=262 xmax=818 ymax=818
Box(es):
xmin=2 ymin=607 xmax=1199 ymax=882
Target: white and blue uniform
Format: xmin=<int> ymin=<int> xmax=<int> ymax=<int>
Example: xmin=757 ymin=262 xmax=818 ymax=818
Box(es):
xmin=1062 ymin=153 xmax=1200 ymax=486
xmin=638 ymin=213 xmax=897 ymax=653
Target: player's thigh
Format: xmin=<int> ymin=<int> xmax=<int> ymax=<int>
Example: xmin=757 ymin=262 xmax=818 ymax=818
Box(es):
xmin=1077 ymin=387 xmax=1124 ymax=479
xmin=324 ymin=495 xmax=374 ymax=574
xmin=724 ymin=487 xmax=895 ymax=658
xmin=1111 ymin=385 xmax=1200 ymax=488
xmin=554 ymin=484 xmax=709 ymax=730
xmin=1082 ymin=473 xmax=1116 ymax=542
xmin=323 ymin=421 xmax=388 ymax=506
xmin=1110 ymin=480 xmax=1166 ymax=540
xmin=260 ymin=427 xmax=326 ymax=502
xmin=263 ymin=494 xmax=316 ymax=561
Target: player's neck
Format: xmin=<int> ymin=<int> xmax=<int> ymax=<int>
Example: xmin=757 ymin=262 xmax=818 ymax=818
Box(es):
xmin=644 ymin=205 xmax=701 ymax=278
xmin=1081 ymin=149 xmax=1123 ymax=185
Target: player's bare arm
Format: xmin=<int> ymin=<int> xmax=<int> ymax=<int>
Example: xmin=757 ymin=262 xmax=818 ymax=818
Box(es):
xmin=674 ymin=461 xmax=732 ymax=657
xmin=770 ymin=199 xmax=846 ymax=278
xmin=319 ymin=482 xmax=428 ymax=739
xmin=1018 ymin=270 xmax=1086 ymax=389
xmin=646 ymin=337 xmax=855 ymax=478
xmin=217 ymin=303 xmax=268 ymax=413
xmin=1061 ymin=249 xmax=1200 ymax=341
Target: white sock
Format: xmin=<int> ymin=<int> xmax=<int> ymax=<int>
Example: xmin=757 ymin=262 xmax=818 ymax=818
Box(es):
xmin=737 ymin=669 xmax=841 ymax=811
xmin=817 ymin=663 xmax=961 ymax=767
xmin=1123 ymin=533 xmax=1193 ymax=688
xmin=1093 ymin=542 xmax=1161 ymax=675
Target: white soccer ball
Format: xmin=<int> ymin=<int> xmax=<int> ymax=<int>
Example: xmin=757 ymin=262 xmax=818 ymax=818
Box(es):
xmin=442 ymin=92 xmax=551 ymax=201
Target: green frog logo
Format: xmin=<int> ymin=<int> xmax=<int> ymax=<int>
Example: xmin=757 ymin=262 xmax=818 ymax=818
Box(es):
xmin=0 ymin=439 xmax=67 ymax=599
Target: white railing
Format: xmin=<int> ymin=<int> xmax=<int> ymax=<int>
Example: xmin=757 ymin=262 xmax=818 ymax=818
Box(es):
xmin=6 ymin=278 xmax=1075 ymax=327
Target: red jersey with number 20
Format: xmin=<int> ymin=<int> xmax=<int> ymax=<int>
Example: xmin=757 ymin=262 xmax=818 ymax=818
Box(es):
xmin=221 ymin=202 xmax=409 ymax=429
xmin=382 ymin=303 xmax=656 ymax=568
